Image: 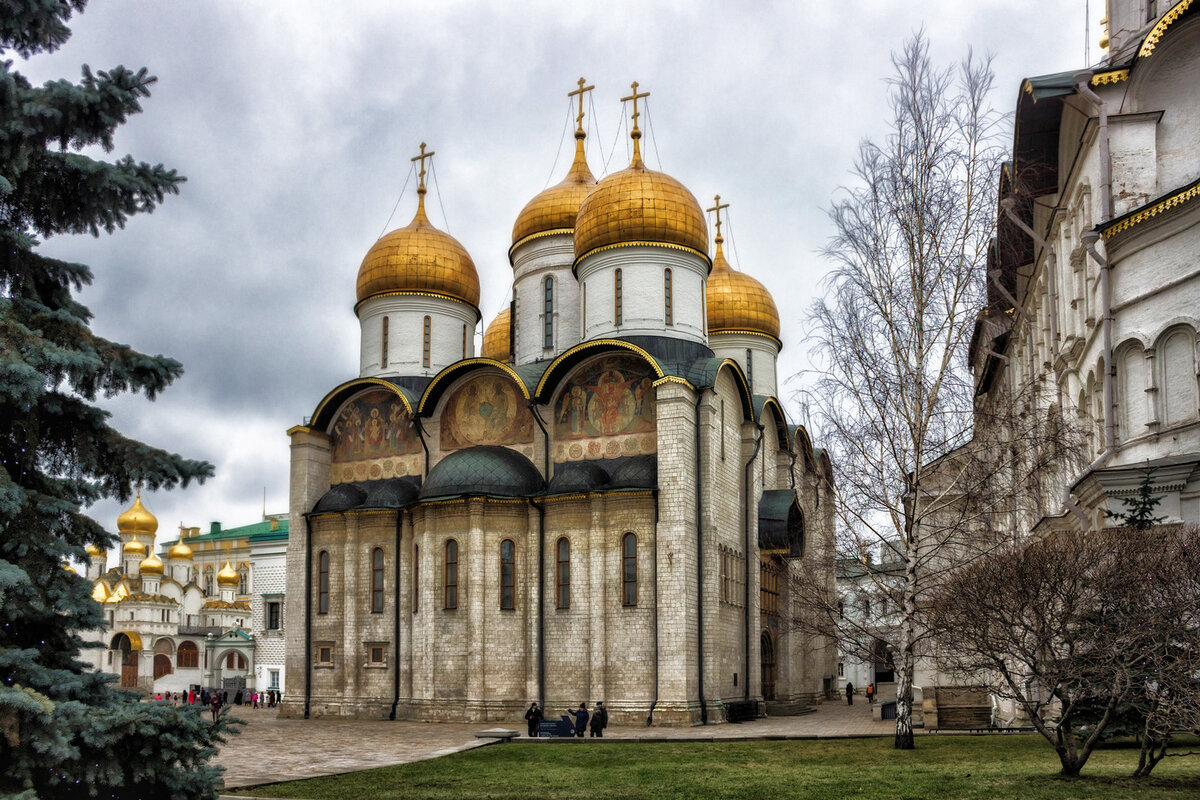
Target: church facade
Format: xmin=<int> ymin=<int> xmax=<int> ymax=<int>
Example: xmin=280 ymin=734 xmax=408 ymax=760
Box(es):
xmin=280 ymin=84 xmax=836 ymax=726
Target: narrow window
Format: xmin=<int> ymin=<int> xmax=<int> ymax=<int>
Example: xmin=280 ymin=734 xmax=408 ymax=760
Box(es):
xmin=381 ymin=316 xmax=389 ymax=369
xmin=664 ymin=269 xmax=673 ymax=325
xmin=614 ymin=269 xmax=623 ymax=327
xmin=444 ymin=539 xmax=458 ymax=609
xmin=582 ymin=282 xmax=587 ymax=333
xmin=237 ymin=565 xmax=249 ymax=595
xmin=422 ymin=316 xmax=431 ymax=368
xmin=746 ymin=349 xmax=753 ymax=388
xmin=317 ymin=551 xmax=330 ymax=615
xmin=622 ymin=533 xmax=637 ymax=606
xmin=500 ymin=539 xmax=515 ymax=610
xmin=413 ymin=544 xmax=419 ymax=613
xmin=317 ymin=646 xmax=332 ymax=663
xmin=369 ymin=645 xmax=385 ymax=664
xmin=556 ymin=537 xmax=570 ymax=609
xmin=266 ymin=601 xmax=281 ymax=630
xmin=371 ymin=547 xmax=384 ymax=613
xmin=720 ymin=399 xmax=726 ymax=460
xmin=544 ymin=276 xmax=554 ymax=349
xmin=462 ymin=324 xmax=468 ymax=359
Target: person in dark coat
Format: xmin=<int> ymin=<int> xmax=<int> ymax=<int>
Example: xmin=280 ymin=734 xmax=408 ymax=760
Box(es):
xmin=524 ymin=702 xmax=543 ymax=737
xmin=845 ymin=682 xmax=855 ymax=705
xmin=209 ymin=694 xmax=221 ymax=722
xmin=568 ymin=703 xmax=589 ymax=737
xmin=589 ymin=701 xmax=607 ymax=737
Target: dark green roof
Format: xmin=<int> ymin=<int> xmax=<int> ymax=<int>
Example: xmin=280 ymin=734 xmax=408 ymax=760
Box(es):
xmin=160 ymin=517 xmax=289 ymax=548
xmin=420 ymin=446 xmax=545 ymax=499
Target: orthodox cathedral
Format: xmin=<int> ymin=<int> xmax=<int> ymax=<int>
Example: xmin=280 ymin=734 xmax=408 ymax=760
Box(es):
xmin=281 ymin=83 xmax=837 ymax=725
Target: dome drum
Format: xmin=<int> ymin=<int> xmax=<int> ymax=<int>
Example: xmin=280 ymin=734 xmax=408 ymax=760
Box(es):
xmin=576 ymin=247 xmax=709 ymax=345
xmin=708 ymin=333 xmax=781 ymax=398
xmin=512 ymin=259 xmax=582 ymax=364
xmin=358 ymin=293 xmax=479 ymax=379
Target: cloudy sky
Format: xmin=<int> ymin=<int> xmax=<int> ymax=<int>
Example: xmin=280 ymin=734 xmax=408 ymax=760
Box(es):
xmin=26 ymin=1 xmax=1102 ymax=545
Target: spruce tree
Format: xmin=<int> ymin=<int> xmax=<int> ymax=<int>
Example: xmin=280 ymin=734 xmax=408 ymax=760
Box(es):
xmin=1 ymin=2 xmax=229 ymax=797
xmin=1105 ymin=465 xmax=1168 ymax=530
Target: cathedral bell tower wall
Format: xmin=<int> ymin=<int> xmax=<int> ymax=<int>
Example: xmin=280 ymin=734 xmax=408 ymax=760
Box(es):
xmin=358 ymin=294 xmax=478 ymax=378
xmin=576 ymin=247 xmax=709 ymax=345
xmin=511 ymin=235 xmax=581 ymax=364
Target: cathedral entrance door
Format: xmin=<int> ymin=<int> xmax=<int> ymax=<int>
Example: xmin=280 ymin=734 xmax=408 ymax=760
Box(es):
xmin=111 ymin=633 xmax=138 ymax=688
xmin=761 ymin=632 xmax=776 ymax=701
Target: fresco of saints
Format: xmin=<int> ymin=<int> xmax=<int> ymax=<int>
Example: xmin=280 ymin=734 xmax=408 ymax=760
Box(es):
xmin=364 ymin=407 xmax=387 ymax=452
xmin=589 ymin=368 xmax=634 ymax=435
xmin=559 ymin=385 xmax=586 ymax=434
xmin=388 ymin=403 xmax=408 ymax=450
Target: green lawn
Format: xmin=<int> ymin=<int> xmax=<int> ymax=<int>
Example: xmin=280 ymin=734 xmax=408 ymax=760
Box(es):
xmin=240 ymin=735 xmax=1200 ymax=800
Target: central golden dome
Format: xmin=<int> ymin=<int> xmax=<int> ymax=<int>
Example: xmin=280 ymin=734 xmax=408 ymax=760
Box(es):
xmin=512 ymin=134 xmax=596 ymax=247
xmin=356 ymin=180 xmax=480 ymax=310
xmin=706 ymin=236 xmax=780 ymax=341
xmin=481 ymin=307 xmax=512 ymax=362
xmin=117 ymin=493 xmax=158 ymax=537
xmin=574 ymin=155 xmax=707 ymax=261
xmin=139 ymin=552 xmax=164 ymax=576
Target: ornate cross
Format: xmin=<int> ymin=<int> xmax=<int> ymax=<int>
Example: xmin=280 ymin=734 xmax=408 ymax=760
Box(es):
xmin=620 ymin=81 xmax=650 ymax=134
xmin=411 ymin=142 xmax=435 ymax=193
xmin=568 ymin=77 xmax=594 ymax=135
xmin=707 ymin=195 xmax=730 ymax=239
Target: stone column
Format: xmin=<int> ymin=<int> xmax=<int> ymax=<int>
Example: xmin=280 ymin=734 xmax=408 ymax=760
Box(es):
xmin=466 ymin=500 xmax=485 ymax=714
xmin=400 ymin=512 xmax=414 ymax=704
xmin=343 ymin=513 xmax=360 ymax=709
xmin=525 ymin=504 xmax=541 ymax=702
xmin=588 ymin=496 xmax=607 ymax=701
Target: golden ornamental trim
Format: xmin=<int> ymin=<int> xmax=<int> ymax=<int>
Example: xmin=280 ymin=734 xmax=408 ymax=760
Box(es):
xmin=1139 ymin=0 xmax=1195 ymax=57
xmin=535 ymin=339 xmax=666 ymax=397
xmin=508 ymin=228 xmax=574 ymax=259
xmin=354 ymin=289 xmax=481 ymax=320
xmin=709 ymin=328 xmax=784 ymax=348
xmin=311 ymin=377 xmax=415 ymax=424
xmin=418 ymin=358 xmax=533 ymax=414
xmin=1090 ymin=69 xmax=1130 ymax=85
xmin=652 ymin=375 xmax=695 ymax=390
xmin=573 ymin=240 xmax=711 ymax=270
xmin=1102 ymin=181 xmax=1200 ymax=239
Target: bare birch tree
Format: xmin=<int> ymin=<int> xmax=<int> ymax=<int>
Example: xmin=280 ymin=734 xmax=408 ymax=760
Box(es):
xmin=797 ymin=32 xmax=1003 ymax=749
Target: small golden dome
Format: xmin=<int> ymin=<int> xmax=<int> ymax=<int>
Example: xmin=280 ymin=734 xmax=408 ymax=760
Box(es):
xmin=512 ymin=134 xmax=596 ymax=246
xmin=62 ymin=563 xmax=77 ymax=575
xmin=85 ymin=543 xmax=105 ymax=557
xmin=139 ymin=552 xmax=164 ymax=576
xmin=123 ymin=536 xmax=147 ymax=557
xmin=216 ymin=561 xmax=239 ymax=587
xmin=481 ymin=307 xmax=512 ymax=362
xmin=706 ymin=236 xmax=780 ymax=341
xmin=117 ymin=492 xmax=158 ymax=537
xmin=167 ymin=541 xmax=193 ymax=560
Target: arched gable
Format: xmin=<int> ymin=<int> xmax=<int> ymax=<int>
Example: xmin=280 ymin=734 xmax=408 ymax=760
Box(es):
xmin=320 ymin=383 xmax=424 ymax=486
xmin=756 ymin=396 xmax=790 ymax=449
xmin=311 ymin=377 xmax=418 ymax=431
xmin=418 ymin=358 xmax=533 ymax=415
xmin=550 ymin=351 xmax=658 ymax=465
xmin=793 ymin=425 xmax=817 ymax=473
xmin=535 ymin=339 xmax=666 ymax=403
xmin=1137 ymin=0 xmax=1198 ymax=59
xmin=435 ymin=369 xmax=536 ymax=453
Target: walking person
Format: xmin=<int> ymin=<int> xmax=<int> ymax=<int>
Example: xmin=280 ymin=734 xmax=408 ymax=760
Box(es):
xmin=567 ymin=703 xmax=589 ymax=737
xmin=589 ymin=702 xmax=607 ymax=737
xmin=209 ymin=693 xmax=221 ymax=722
xmin=866 ymin=683 xmax=875 ymax=705
xmin=845 ymin=681 xmax=854 ymax=705
xmin=524 ymin=702 xmax=543 ymax=737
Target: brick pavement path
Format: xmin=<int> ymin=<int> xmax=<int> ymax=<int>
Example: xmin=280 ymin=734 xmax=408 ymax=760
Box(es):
xmin=218 ymin=699 xmax=895 ymax=794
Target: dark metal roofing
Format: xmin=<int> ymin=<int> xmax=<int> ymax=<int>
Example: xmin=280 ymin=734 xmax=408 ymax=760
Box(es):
xmin=420 ymin=445 xmax=545 ymax=499
xmin=313 ymin=483 xmax=367 ymax=513
xmin=547 ymin=461 xmax=611 ymax=494
xmin=758 ymin=489 xmax=797 ymax=553
xmin=606 ymin=454 xmax=657 ymax=490
xmin=311 ymin=477 xmax=422 ymax=514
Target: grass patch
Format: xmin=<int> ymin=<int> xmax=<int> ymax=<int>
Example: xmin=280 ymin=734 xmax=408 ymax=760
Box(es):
xmin=241 ymin=735 xmax=1200 ymax=800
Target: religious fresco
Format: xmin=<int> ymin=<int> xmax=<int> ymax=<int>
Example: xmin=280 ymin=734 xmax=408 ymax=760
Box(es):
xmin=552 ymin=354 xmax=657 ymax=462
xmin=329 ymin=389 xmax=423 ymax=484
xmin=440 ymin=375 xmax=535 ymax=451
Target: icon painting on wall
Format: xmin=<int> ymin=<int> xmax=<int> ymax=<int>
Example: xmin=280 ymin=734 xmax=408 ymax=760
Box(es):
xmin=440 ymin=376 xmax=535 ymax=450
xmin=330 ymin=389 xmax=423 ymax=483
xmin=553 ymin=354 xmax=656 ymax=462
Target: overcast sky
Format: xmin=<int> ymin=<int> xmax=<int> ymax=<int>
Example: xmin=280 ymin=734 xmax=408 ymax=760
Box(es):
xmin=26 ymin=1 xmax=1102 ymax=546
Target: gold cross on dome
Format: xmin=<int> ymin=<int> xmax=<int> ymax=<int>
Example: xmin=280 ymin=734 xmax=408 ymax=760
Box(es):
xmin=707 ymin=195 xmax=730 ymax=239
xmin=568 ymin=77 xmax=594 ymax=135
xmin=621 ymin=81 xmax=650 ymax=135
xmin=411 ymin=142 xmax=436 ymax=193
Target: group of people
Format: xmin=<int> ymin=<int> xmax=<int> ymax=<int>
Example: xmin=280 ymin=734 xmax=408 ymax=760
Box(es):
xmin=150 ymin=688 xmax=282 ymax=710
xmin=844 ymin=682 xmax=876 ymax=705
xmin=524 ymin=701 xmax=609 ymax=737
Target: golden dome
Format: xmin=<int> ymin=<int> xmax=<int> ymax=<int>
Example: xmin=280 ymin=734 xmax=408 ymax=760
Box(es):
xmin=62 ymin=563 xmax=77 ymax=575
xmin=139 ymin=552 xmax=164 ymax=576
xmin=123 ymin=536 xmax=147 ymax=557
xmin=216 ymin=560 xmax=239 ymax=587
xmin=706 ymin=234 xmax=780 ymax=342
xmin=85 ymin=543 xmax=105 ymax=557
xmin=117 ymin=492 xmax=158 ymax=537
xmin=167 ymin=540 xmax=193 ymax=560
xmin=481 ymin=307 xmax=512 ymax=362
xmin=512 ymin=134 xmax=596 ymax=246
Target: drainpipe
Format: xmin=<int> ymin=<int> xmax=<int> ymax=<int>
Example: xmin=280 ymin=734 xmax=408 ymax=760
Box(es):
xmin=390 ymin=510 xmax=402 ymax=720
xmin=743 ymin=423 xmax=763 ymax=702
xmin=528 ymin=402 xmax=552 ymax=709
xmin=693 ymin=388 xmax=710 ymax=725
xmin=647 ymin=491 xmax=660 ymax=726
xmin=413 ymin=416 xmax=431 ymax=478
xmin=1074 ymin=74 xmax=1113 ymax=222
xmin=1001 ymin=199 xmax=1062 ymax=408
xmin=303 ymin=515 xmax=312 ymax=719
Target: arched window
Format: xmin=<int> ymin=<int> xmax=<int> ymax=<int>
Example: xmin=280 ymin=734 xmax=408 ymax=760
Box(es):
xmin=371 ymin=547 xmax=384 ymax=613
xmin=177 ymin=640 xmax=199 ymax=669
xmin=381 ymin=316 xmax=389 ymax=369
xmin=544 ymin=276 xmax=554 ymax=349
xmin=664 ymin=269 xmax=673 ymax=325
xmin=317 ymin=551 xmax=330 ymax=615
xmin=500 ymin=539 xmax=515 ymax=610
xmin=225 ymin=651 xmax=246 ymax=670
xmin=413 ymin=544 xmax=419 ymax=612
xmin=582 ymin=282 xmax=587 ymax=332
xmin=614 ymin=269 xmax=623 ymax=327
xmin=462 ymin=323 xmax=468 ymax=359
xmin=745 ymin=349 xmax=753 ymax=388
xmin=622 ymin=533 xmax=637 ymax=606
xmin=444 ymin=539 xmax=458 ymax=609
xmin=203 ymin=566 xmax=214 ymax=597
xmin=237 ymin=564 xmax=249 ymax=595
xmin=154 ymin=654 xmax=173 ymax=679
xmin=556 ymin=537 xmax=570 ymax=609
xmin=787 ymin=502 xmax=805 ymax=558
xmin=1160 ymin=327 xmax=1198 ymax=426
xmin=422 ymin=315 xmax=431 ymax=368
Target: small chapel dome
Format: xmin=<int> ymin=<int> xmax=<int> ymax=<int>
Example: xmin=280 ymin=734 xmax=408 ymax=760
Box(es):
xmin=481 ymin=307 xmax=512 ymax=361
xmin=512 ymin=133 xmax=596 ymax=246
xmin=139 ymin=552 xmax=164 ymax=576
xmin=85 ymin=543 xmax=105 ymax=557
xmin=216 ymin=561 xmax=239 ymax=587
xmin=706 ymin=233 xmax=780 ymax=341
xmin=356 ymin=145 xmax=480 ymax=310
xmin=123 ymin=536 xmax=147 ymax=557
xmin=117 ymin=492 xmax=158 ymax=537
xmin=167 ymin=541 xmax=193 ymax=561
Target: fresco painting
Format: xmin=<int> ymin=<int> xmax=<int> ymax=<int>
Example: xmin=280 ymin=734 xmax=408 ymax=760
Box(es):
xmin=440 ymin=376 xmax=535 ymax=450
xmin=330 ymin=389 xmax=423 ymax=483
xmin=553 ymin=354 xmax=656 ymax=462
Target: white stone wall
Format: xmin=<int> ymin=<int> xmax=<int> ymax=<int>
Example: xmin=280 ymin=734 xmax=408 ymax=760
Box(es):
xmin=709 ymin=333 xmax=781 ymax=397
xmin=358 ymin=294 xmax=478 ymax=378
xmin=511 ymin=234 xmax=581 ymax=364
xmin=577 ymin=246 xmax=709 ymax=345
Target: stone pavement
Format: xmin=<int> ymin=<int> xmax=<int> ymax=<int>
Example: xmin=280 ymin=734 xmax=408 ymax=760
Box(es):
xmin=217 ymin=699 xmax=895 ymax=794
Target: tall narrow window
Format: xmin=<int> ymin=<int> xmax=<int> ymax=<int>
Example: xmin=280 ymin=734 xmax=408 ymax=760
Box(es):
xmin=444 ymin=539 xmax=458 ymax=609
xmin=622 ymin=533 xmax=637 ymax=606
xmin=664 ymin=269 xmax=673 ymax=325
xmin=422 ymin=315 xmax=431 ymax=368
xmin=317 ymin=551 xmax=330 ymax=615
xmin=381 ymin=317 xmax=389 ymax=368
xmin=745 ymin=349 xmax=753 ymax=388
xmin=582 ymin=282 xmax=587 ymax=333
xmin=720 ymin=399 xmax=726 ymax=460
xmin=371 ymin=547 xmax=384 ymax=613
xmin=462 ymin=324 xmax=468 ymax=359
xmin=413 ymin=544 xmax=419 ymax=613
xmin=614 ymin=269 xmax=623 ymax=327
xmin=500 ymin=539 xmax=515 ymax=610
xmin=556 ymin=537 xmax=570 ymax=609
xmin=544 ymin=276 xmax=554 ymax=349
